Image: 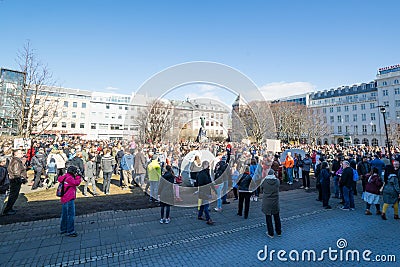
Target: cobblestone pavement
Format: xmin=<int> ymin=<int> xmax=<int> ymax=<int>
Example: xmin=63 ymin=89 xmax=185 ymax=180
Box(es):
xmin=0 ymin=187 xmax=398 ymax=266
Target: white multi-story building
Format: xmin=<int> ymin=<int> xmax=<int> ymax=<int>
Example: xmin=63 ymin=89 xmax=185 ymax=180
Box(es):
xmin=309 ymin=81 xmax=380 ymax=145
xmin=375 ymin=64 xmax=400 ymax=146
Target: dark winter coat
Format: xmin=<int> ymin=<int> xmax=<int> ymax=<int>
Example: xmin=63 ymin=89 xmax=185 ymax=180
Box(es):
xmin=197 ymin=168 xmax=213 ymax=200
xmin=158 ymin=171 xmax=175 ymax=205
xmin=260 ymin=174 xmax=280 ymax=215
xmin=340 ymin=167 xmax=353 ymax=189
xmin=382 ymin=174 xmax=400 ymax=204
xmin=236 ymin=172 xmax=252 ymax=192
xmin=0 ymin=166 xmax=10 ymax=194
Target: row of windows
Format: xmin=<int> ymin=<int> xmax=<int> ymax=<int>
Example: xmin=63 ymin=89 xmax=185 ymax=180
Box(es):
xmin=323 ymin=103 xmax=376 ymax=113
xmin=335 ymin=124 xmax=377 ymax=135
xmin=381 ymin=80 xmax=399 ymax=86
xmin=63 ymin=101 xmax=87 ymax=108
xmin=382 ymin=88 xmax=400 ymax=96
xmin=329 ymin=113 xmax=377 ymax=123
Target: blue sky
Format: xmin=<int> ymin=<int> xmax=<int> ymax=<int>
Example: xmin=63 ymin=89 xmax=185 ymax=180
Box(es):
xmin=1 ymin=0 xmax=399 ymax=103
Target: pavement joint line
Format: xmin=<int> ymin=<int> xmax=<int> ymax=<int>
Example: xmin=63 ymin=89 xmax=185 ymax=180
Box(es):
xmin=42 ymin=208 xmax=328 ymax=267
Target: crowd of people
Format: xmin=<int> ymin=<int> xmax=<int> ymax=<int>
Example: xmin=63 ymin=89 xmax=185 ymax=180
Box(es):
xmin=1 ymin=136 xmax=400 ymax=237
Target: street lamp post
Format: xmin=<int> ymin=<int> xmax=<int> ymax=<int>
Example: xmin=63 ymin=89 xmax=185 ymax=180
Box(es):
xmin=378 ymin=105 xmax=393 ymax=165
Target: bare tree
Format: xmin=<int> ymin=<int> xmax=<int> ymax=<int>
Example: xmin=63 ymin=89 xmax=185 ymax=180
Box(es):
xmin=9 ymin=41 xmax=62 ymax=137
xmin=235 ymin=100 xmax=276 ymax=143
xmin=137 ymin=99 xmax=174 ymax=143
xmin=270 ymin=102 xmax=330 ymax=144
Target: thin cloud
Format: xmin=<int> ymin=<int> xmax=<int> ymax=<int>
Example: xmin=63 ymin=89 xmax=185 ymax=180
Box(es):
xmin=259 ymin=81 xmax=316 ymax=100
xmin=105 ymin=86 xmax=119 ymax=91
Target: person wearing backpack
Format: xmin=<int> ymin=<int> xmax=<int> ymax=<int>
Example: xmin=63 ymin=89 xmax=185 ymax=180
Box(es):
xmin=58 ymin=166 xmax=82 ymax=237
xmin=0 ymin=156 xmax=10 ymax=215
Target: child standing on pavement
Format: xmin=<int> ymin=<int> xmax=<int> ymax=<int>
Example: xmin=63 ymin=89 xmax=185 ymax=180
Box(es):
xmin=59 ymin=166 xmax=82 ymax=237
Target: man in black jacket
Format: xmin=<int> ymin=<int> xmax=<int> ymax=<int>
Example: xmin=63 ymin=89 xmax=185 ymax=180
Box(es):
xmin=197 ymin=161 xmax=214 ymax=225
xmin=340 ymin=161 xmax=355 ymax=211
xmin=357 ymin=156 xmax=371 ymax=193
xmin=331 ymin=155 xmax=341 ymax=198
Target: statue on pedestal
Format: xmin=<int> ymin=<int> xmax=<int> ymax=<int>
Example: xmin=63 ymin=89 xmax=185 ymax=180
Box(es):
xmin=196 ymin=117 xmax=208 ymax=142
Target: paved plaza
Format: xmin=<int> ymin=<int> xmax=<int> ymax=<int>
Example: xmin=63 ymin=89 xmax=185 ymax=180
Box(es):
xmin=0 ymin=187 xmax=398 ymax=267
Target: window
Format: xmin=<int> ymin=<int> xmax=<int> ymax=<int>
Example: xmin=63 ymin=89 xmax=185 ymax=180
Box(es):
xmin=330 ymin=116 xmax=334 ymax=123
xmin=62 ymin=111 xmax=67 ymax=118
xmin=54 ymin=112 xmax=58 ymax=117
xmin=34 ymin=99 xmax=40 ymax=104
xmin=352 ymin=105 xmax=357 ymax=111
xmin=337 ymin=107 xmax=341 ymax=112
xmin=384 ymin=101 xmax=389 ymax=106
xmin=396 ymin=100 xmax=400 ymax=107
xmin=52 ymin=122 xmax=57 ymax=128
xmin=64 ymin=101 xmax=68 ymax=107
xmin=370 ymin=113 xmax=376 ymax=121
xmin=82 ymin=103 xmax=87 ymax=108
xmin=80 ymin=113 xmax=85 ymax=119
xmin=345 ymin=126 xmax=350 ymax=134
xmin=362 ymin=114 xmax=366 ymax=121
xmin=361 ymin=104 xmax=366 ymax=110
xmin=371 ymin=124 xmax=377 ymax=133
xmin=99 ymin=123 xmax=108 ymax=130
xmin=354 ymin=125 xmax=358 ymax=134
xmin=345 ymin=115 xmax=349 ymax=122
xmin=44 ymin=111 xmax=48 ymax=117
xmin=370 ymin=103 xmax=375 ymax=109
xmin=383 ymin=90 xmax=388 ymax=96
xmin=111 ymin=114 xmax=116 ymax=119
xmin=71 ymin=122 xmax=76 ymax=128
xmin=362 ymin=125 xmax=367 ymax=134
xmin=394 ymin=79 xmax=399 ymax=84
xmin=395 ymin=88 xmax=400 ymax=95
xmin=323 ymin=108 xmax=327 ymax=113
xmin=396 ymin=110 xmax=400 ymax=119
xmin=338 ymin=126 xmax=342 ymax=134
xmin=344 ymin=106 xmax=349 ymax=112
xmin=106 ymin=104 xmax=110 ymax=109
xmin=61 ymin=122 xmax=66 ymax=128
xmin=383 ymin=81 xmax=387 ymax=86
xmin=73 ymin=102 xmax=77 ymax=108
xmin=211 ymin=121 xmax=214 ymax=126
xmin=125 ymin=106 xmax=128 ymax=110
xmin=91 ymin=123 xmax=96 ymax=129
xmin=105 ymin=113 xmax=109 ymax=119
xmin=118 ymin=115 xmax=122 ymax=119
xmin=329 ymin=107 xmax=334 ymax=113
xmin=72 ymin=112 xmax=76 ymax=119
xmin=337 ymin=115 xmax=342 ymax=123
xmin=220 ymin=122 xmax=223 ymax=127
xmin=353 ymin=114 xmax=357 ymax=122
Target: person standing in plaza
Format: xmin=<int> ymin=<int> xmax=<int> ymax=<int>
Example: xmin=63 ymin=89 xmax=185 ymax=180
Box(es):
xmin=381 ymin=165 xmax=400 ymax=220
xmin=236 ymin=165 xmax=253 ymax=219
xmin=260 ymin=169 xmax=281 ymax=238
xmin=197 ymin=161 xmax=214 ymax=225
xmin=283 ymin=152 xmax=294 ymax=185
xmin=0 ymin=156 xmax=10 ymax=215
xmin=83 ymin=156 xmax=98 ymax=197
xmin=101 ymin=148 xmax=115 ymax=195
xmin=357 ymin=156 xmax=371 ymax=193
xmin=331 ymin=155 xmax=342 ymax=198
xmin=363 ymin=167 xmax=382 ymax=215
xmin=3 ymin=149 xmax=28 ymax=216
xmin=300 ymin=153 xmax=312 ymax=190
xmin=158 ymin=165 xmax=175 ymax=224
xmin=134 ymin=149 xmax=147 ymax=188
xmin=120 ymin=149 xmax=134 ymax=190
xmin=147 ymin=154 xmax=161 ymax=202
xmin=46 ymin=158 xmax=58 ymax=189
xmin=31 ymin=148 xmax=47 ymax=190
xmin=59 ymin=166 xmax=82 ymax=237
xmin=319 ymin=161 xmax=332 ymax=209
xmin=339 ymin=161 xmax=355 ymax=211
